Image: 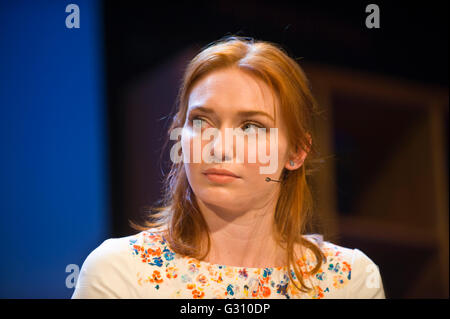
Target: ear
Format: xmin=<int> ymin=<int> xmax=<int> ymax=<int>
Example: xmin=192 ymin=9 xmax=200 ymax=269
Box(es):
xmin=284 ymin=134 xmax=311 ymax=171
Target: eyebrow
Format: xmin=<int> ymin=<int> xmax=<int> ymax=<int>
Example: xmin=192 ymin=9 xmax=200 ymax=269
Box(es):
xmin=187 ymin=105 xmax=275 ymax=123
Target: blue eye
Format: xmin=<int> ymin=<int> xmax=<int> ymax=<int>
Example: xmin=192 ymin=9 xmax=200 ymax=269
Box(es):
xmin=190 ymin=116 xmax=208 ymax=128
xmin=189 ymin=116 xmax=264 ymax=132
xmin=242 ymin=122 xmax=262 ymax=133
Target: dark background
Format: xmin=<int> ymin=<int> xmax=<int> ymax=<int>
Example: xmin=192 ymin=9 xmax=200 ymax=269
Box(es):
xmin=104 ymin=0 xmax=448 ymax=235
xmin=102 ymin=1 xmax=448 ymax=299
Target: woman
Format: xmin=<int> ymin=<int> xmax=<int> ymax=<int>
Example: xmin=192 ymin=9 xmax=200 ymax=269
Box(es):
xmin=72 ymin=36 xmax=385 ymax=299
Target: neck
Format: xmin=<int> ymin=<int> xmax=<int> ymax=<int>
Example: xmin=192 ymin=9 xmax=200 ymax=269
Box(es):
xmin=196 ymin=199 xmax=287 ymax=268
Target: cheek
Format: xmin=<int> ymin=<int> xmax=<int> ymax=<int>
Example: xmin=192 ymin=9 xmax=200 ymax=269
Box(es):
xmin=242 ymin=133 xmax=273 ymax=162
xmin=184 ymin=162 xmax=198 ymax=181
xmin=180 ymin=126 xmax=202 ymax=163
xmin=247 ymin=130 xmax=286 ymax=171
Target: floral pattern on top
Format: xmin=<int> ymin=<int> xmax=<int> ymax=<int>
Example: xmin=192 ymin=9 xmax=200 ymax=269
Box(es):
xmin=129 ymin=231 xmax=352 ymax=299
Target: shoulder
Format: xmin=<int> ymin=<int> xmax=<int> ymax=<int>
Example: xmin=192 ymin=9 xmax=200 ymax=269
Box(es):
xmin=302 ymin=235 xmax=386 ymax=299
xmin=344 ymin=246 xmax=386 ymax=298
xmin=81 ymin=233 xmax=141 ymax=273
xmin=83 ymin=228 xmax=167 ymax=266
xmin=72 ymin=230 xmax=159 ymax=298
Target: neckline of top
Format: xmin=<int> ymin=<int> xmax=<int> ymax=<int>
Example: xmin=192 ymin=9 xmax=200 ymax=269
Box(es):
xmin=143 ymin=230 xmax=319 ymax=272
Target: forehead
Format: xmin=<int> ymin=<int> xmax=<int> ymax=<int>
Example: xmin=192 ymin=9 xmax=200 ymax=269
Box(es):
xmin=187 ymin=68 xmax=278 ymax=119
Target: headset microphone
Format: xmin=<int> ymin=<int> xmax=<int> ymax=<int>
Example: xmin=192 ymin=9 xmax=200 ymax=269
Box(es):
xmin=265 ymin=177 xmax=282 ymax=183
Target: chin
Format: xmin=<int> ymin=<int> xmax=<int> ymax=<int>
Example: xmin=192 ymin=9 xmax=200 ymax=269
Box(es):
xmin=198 ymin=184 xmax=236 ymax=197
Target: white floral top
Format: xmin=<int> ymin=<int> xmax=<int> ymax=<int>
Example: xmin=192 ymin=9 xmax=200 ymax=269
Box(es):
xmin=72 ymin=230 xmax=385 ymax=299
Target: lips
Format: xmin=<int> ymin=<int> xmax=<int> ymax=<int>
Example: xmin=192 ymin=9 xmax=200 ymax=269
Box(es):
xmin=202 ymin=168 xmax=240 ymax=178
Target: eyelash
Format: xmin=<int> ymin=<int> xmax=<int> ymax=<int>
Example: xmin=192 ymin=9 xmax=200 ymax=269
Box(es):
xmin=188 ymin=115 xmax=266 ymax=130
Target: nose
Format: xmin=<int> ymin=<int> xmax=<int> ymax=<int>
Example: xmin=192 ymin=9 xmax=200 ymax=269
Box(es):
xmin=209 ymin=126 xmax=234 ymax=163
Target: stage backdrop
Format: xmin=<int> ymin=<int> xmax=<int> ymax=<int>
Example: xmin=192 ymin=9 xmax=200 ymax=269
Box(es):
xmin=0 ymin=0 xmax=109 ymax=298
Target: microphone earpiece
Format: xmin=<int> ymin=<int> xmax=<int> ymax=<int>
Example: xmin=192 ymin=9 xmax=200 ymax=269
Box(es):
xmin=265 ymin=177 xmax=281 ymax=183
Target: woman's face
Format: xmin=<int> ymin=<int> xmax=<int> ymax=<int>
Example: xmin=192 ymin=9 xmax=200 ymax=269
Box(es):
xmin=181 ymin=67 xmax=294 ymax=213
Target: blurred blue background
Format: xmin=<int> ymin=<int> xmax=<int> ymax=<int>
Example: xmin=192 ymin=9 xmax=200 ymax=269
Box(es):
xmin=0 ymin=0 xmax=109 ymax=298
